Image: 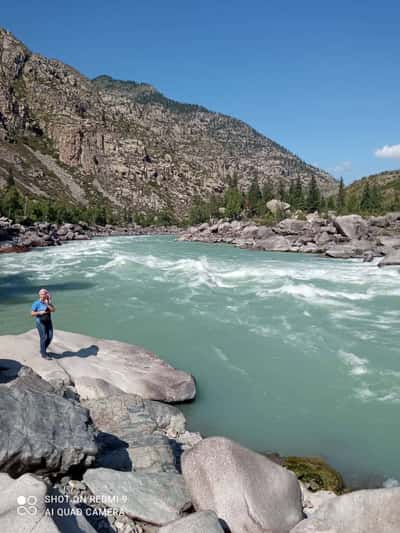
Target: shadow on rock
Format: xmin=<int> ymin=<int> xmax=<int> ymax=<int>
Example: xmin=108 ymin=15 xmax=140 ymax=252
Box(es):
xmin=49 ymin=345 xmax=99 ymax=359
xmin=0 ymin=359 xmax=22 ymax=384
xmin=94 ymin=431 xmax=133 ymax=471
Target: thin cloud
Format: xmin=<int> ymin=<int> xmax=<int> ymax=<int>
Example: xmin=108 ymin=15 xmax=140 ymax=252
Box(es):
xmin=331 ymin=161 xmax=352 ymax=174
xmin=375 ymin=144 xmax=400 ymax=159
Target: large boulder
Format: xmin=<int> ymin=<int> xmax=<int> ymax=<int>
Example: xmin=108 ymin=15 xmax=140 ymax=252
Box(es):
xmin=0 ymin=364 xmax=97 ymax=476
xmin=0 ymin=473 xmax=96 ymax=532
xmin=378 ymin=249 xmax=400 ymax=267
xmin=267 ymin=199 xmax=291 ymax=214
xmin=159 ymin=511 xmax=224 ymax=532
xmin=275 ymin=218 xmax=308 ymax=236
xmin=333 ymin=215 xmax=368 ymax=240
xmin=182 ymin=437 xmax=303 ymax=533
xmin=83 ymin=391 xmax=183 ymax=472
xmin=83 ymin=467 xmax=191 ymax=526
xmin=291 ymin=488 xmax=400 ymax=532
xmin=254 ymin=235 xmax=294 ymax=252
xmin=0 ymin=329 xmax=196 ymax=402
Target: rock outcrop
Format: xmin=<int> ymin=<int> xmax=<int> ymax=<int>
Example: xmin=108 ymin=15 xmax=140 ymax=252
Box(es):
xmin=180 ymin=211 xmax=400 ymax=263
xmin=182 ymin=436 xmax=303 ymax=533
xmin=0 ymin=216 xmax=180 ymax=253
xmin=0 ymin=329 xmax=196 ymax=402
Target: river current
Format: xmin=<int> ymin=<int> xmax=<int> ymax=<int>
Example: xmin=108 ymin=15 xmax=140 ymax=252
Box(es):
xmin=1 ymin=235 xmax=399 ymax=487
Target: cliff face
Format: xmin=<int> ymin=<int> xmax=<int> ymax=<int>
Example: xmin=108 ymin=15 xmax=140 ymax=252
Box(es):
xmin=0 ymin=29 xmax=337 ymax=215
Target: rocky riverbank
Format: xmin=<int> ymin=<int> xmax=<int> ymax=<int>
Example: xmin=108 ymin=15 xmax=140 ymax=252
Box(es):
xmin=0 ymin=217 xmax=181 ymax=254
xmin=1 ymin=330 xmax=400 ymax=532
xmin=179 ymin=211 xmax=400 ymax=267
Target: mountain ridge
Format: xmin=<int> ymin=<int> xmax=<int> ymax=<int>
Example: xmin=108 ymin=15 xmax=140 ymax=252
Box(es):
xmin=0 ymin=28 xmax=337 ymax=217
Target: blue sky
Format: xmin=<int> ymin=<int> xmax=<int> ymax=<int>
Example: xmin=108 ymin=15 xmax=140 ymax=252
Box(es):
xmin=2 ymin=0 xmax=399 ymax=183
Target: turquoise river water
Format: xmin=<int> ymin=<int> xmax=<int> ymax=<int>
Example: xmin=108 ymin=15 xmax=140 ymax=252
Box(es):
xmin=0 ymin=236 xmax=399 ymax=487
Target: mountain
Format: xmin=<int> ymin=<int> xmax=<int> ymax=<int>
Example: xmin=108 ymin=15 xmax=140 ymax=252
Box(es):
xmin=0 ymin=29 xmax=337 ymax=217
xmin=346 ymin=169 xmax=400 ymax=209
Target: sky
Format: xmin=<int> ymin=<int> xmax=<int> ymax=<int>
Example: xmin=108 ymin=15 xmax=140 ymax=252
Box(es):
xmin=2 ymin=0 xmax=399 ymax=183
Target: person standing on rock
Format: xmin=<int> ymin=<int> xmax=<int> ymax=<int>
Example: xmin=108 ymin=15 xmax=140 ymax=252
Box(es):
xmin=31 ymin=288 xmax=56 ymax=359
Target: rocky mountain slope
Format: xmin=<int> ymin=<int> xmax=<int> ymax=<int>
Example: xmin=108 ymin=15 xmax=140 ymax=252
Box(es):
xmin=0 ymin=28 xmax=337 ymax=217
xmin=346 ymin=169 xmax=400 ymax=207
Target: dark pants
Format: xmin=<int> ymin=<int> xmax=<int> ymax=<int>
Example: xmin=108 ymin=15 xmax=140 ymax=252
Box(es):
xmin=35 ymin=317 xmax=53 ymax=355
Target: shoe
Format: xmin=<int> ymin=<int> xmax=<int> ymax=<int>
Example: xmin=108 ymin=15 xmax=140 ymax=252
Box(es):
xmin=40 ymin=353 xmax=51 ymax=360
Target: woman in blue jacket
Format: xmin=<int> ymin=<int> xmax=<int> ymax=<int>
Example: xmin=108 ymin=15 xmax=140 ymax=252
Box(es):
xmin=31 ymin=288 xmax=56 ymax=359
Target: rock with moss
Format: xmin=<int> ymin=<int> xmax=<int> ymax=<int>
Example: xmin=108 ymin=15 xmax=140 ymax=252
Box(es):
xmin=283 ymin=456 xmax=344 ymax=494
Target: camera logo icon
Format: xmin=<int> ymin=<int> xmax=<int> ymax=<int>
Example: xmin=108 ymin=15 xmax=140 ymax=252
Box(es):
xmin=17 ymin=495 xmax=38 ymax=516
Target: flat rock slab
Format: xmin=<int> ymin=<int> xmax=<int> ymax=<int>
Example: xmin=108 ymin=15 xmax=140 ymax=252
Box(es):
xmin=83 ymin=467 xmax=191 ymax=526
xmin=159 ymin=510 xmax=224 ymax=532
xmin=0 ymin=329 xmax=196 ymax=402
xmin=291 ymin=488 xmax=400 ymax=532
xmin=0 ymin=367 xmax=97 ymax=476
xmin=182 ymin=436 xmax=303 ymax=533
xmin=0 ymin=473 xmax=96 ymax=533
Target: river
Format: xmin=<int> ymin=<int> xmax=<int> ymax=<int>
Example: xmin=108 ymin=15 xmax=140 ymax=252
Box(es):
xmin=1 ymin=235 xmax=399 ymax=487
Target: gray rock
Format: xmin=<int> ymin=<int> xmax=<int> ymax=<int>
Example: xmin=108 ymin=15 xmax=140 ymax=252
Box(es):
xmin=300 ymin=482 xmax=337 ymax=517
xmin=75 ymin=376 xmax=125 ymax=400
xmin=267 ymin=199 xmax=291 ymax=214
xmin=378 ymin=249 xmax=400 ymax=267
xmin=333 ymin=214 xmax=368 ymax=240
xmin=325 ymin=245 xmax=356 ymax=259
xmin=255 ymin=235 xmax=293 ymax=252
xmin=291 ymin=488 xmax=400 ymax=533
xmin=182 ymin=437 xmax=303 ymax=533
xmin=159 ymin=510 xmax=224 ymax=532
xmin=0 ymin=366 xmax=97 ymax=476
xmin=0 ymin=473 xmax=96 ymax=532
xmin=241 ymin=224 xmax=259 ymax=239
xmin=0 ymin=329 xmax=196 ymax=402
xmin=83 ymin=467 xmax=191 ymax=525
xmin=83 ymin=392 xmax=178 ymax=472
xmin=275 ymin=218 xmax=307 ymax=235
xmin=377 ymin=236 xmax=400 ymax=249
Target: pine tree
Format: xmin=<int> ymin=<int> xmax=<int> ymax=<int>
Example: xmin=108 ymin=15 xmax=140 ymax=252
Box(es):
xmin=278 ymin=179 xmax=286 ymax=202
xmin=261 ymin=179 xmax=274 ymax=203
xmin=360 ymin=182 xmax=372 ymax=212
xmin=337 ymin=177 xmax=346 ymax=213
xmin=306 ymin=176 xmax=321 ymax=212
xmin=293 ymin=178 xmax=305 ymax=210
xmin=247 ymin=178 xmax=262 ymax=216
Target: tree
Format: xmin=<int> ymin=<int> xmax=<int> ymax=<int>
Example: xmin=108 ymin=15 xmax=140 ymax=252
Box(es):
xmin=277 ymin=179 xmax=286 ymax=202
xmin=225 ymin=188 xmax=243 ymax=219
xmin=306 ymin=176 xmax=321 ymax=212
xmin=188 ymin=195 xmax=209 ymax=225
xmin=261 ymin=179 xmax=274 ymax=203
xmin=337 ymin=177 xmax=346 ymax=213
xmin=247 ymin=177 xmax=262 ymax=216
xmin=1 ymin=185 xmax=23 ymax=219
xmin=286 ymin=178 xmax=305 ymax=210
xmin=327 ymin=195 xmax=336 ymax=210
xmin=360 ymin=182 xmax=372 ymax=212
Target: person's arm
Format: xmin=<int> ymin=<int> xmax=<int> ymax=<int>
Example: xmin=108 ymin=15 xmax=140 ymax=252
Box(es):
xmin=45 ymin=297 xmax=56 ymax=313
xmin=31 ymin=302 xmax=49 ymax=317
